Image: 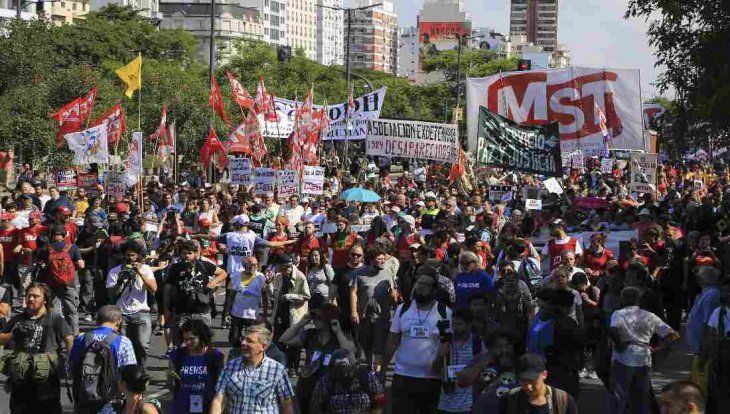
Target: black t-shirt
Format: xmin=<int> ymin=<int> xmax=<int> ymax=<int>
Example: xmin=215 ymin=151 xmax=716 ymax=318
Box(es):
xmin=166 ymin=259 xmax=218 ymax=313
xmin=2 ymin=311 xmax=71 ymax=354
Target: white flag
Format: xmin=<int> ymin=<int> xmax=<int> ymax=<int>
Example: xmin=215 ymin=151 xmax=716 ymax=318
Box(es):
xmin=64 ymin=124 xmax=109 ymax=165
xmin=124 ymin=132 xmax=143 ymax=186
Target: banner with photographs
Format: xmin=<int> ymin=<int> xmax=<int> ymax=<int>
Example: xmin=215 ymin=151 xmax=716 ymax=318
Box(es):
xmin=55 ymin=168 xmax=78 ymax=191
xmin=365 ymin=119 xmax=459 ymax=163
xmin=476 ymin=107 xmax=562 ymax=177
xmin=629 ymin=153 xmax=658 ymax=193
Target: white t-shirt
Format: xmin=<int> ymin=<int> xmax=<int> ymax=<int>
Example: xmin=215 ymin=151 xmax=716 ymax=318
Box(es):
xmin=390 ymin=301 xmax=452 ymax=379
xmin=106 ymin=264 xmax=155 ymax=314
xmin=219 ymin=231 xmax=258 ymax=288
xmin=281 ymin=205 xmax=305 ymax=229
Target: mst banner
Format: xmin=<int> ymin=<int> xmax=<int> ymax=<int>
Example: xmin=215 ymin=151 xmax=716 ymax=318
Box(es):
xmin=259 ymin=87 xmax=386 ymax=141
xmin=466 ymin=67 xmax=644 ymax=156
xmin=476 ymin=107 xmax=562 ymax=177
xmin=366 ymin=119 xmax=459 ymax=163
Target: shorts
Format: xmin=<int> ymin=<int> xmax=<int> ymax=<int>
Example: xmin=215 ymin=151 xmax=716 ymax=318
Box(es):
xmin=358 ymin=318 xmax=390 ymax=356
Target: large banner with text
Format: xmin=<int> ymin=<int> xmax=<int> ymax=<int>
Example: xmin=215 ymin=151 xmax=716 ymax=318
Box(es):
xmin=365 ymin=119 xmax=459 ymax=163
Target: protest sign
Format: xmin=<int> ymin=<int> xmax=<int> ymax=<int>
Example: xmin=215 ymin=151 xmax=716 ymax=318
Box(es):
xmin=366 ymin=119 xmax=459 ymax=163
xmin=55 ymin=168 xmax=78 ymax=191
xmin=489 ymin=185 xmax=512 ymax=203
xmin=302 ymin=166 xmax=325 ymax=195
xmin=543 ymin=177 xmax=563 ymax=194
xmin=467 ymin=67 xmax=644 ymax=156
xmin=475 ymin=107 xmax=562 ymax=176
xmin=104 ymin=171 xmax=126 ymax=197
xmin=277 ymin=170 xmax=299 ymax=197
xmin=629 ymin=153 xmax=658 ymax=193
xmin=261 ymin=88 xmax=386 ymax=140
xmin=601 ymin=158 xmax=614 ymax=174
xmin=253 ymin=168 xmax=276 ymax=195
xmin=572 ymin=197 xmax=609 ymax=210
xmin=693 ymin=179 xmax=703 ymax=192
xmin=229 ymin=157 xmax=252 ymax=186
xmin=77 ymin=172 xmax=100 ymax=197
xmin=525 ymin=199 xmax=542 ymax=210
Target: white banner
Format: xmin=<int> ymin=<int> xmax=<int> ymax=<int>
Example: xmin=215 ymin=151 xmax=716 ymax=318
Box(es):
xmin=466 ymin=67 xmax=644 ymax=156
xmin=277 ymin=169 xmax=299 ymax=197
xmin=63 ymin=124 xmax=109 ymax=165
xmin=543 ymin=177 xmax=563 ymax=194
xmin=525 ymin=199 xmax=542 ymax=210
xmin=260 ymin=87 xmax=386 ymax=140
xmin=600 ymin=157 xmax=614 ymax=174
xmin=253 ymin=168 xmax=276 ymax=195
xmin=229 ymin=157 xmax=252 ymax=186
xmin=123 ymin=132 xmax=143 ymax=187
xmin=302 ymin=166 xmax=325 ymax=195
xmin=365 ymin=119 xmax=459 ymax=163
xmin=629 ymin=153 xmax=658 ymax=193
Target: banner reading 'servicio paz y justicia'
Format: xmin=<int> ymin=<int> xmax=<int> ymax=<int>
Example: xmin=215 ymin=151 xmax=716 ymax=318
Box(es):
xmin=365 ymin=119 xmax=459 ymax=163
xmin=476 ymin=106 xmax=563 ymax=177
xmin=259 ymin=87 xmax=386 ymax=141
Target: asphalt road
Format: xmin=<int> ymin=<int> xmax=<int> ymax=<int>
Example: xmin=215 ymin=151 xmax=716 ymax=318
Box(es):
xmin=0 ymin=293 xmax=693 ymax=413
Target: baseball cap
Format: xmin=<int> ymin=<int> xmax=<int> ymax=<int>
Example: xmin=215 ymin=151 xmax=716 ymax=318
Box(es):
xmin=424 ymin=191 xmax=437 ymax=200
xmin=276 ymin=254 xmax=294 ymax=265
xmin=402 ymin=215 xmax=416 ymax=227
xmin=516 ymin=353 xmax=546 ymax=381
xmin=233 ymin=215 xmax=250 ymax=226
xmin=50 ymin=224 xmax=67 ymax=236
xmin=312 ymin=303 xmax=341 ymax=321
xmin=550 ymin=218 xmax=564 ymax=227
xmin=56 ymin=206 xmax=72 ymax=216
xmin=115 ymin=203 xmax=129 ymax=213
xmin=301 ymin=197 xmax=310 ymax=204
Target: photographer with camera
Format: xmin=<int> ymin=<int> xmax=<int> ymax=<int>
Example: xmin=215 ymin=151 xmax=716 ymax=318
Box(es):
xmin=432 ymin=307 xmax=486 ymax=414
xmin=106 ymin=241 xmax=158 ymax=367
xmin=380 ymin=273 xmax=452 ymax=414
xmin=163 ymin=240 xmax=228 ymax=347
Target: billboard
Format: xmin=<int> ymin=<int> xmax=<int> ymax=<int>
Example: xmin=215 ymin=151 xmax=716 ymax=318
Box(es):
xmin=466 ymin=67 xmax=645 ymax=156
xmin=418 ymin=21 xmax=471 ymax=78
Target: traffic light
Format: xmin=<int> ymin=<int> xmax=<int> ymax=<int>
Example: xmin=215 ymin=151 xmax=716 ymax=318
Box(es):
xmin=277 ymin=46 xmax=292 ymax=62
xmin=517 ymin=59 xmax=531 ymax=71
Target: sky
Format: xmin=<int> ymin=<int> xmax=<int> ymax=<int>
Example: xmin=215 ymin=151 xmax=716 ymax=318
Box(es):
xmin=390 ymin=0 xmax=665 ymax=99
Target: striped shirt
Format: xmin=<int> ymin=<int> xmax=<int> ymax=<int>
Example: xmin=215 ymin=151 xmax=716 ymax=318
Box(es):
xmin=438 ymin=335 xmax=479 ymax=412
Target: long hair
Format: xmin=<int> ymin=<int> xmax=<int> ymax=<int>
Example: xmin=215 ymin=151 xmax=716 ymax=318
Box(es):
xmin=25 ymin=282 xmax=52 ymax=311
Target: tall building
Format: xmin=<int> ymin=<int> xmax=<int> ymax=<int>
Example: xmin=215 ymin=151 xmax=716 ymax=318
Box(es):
xmin=509 ymin=0 xmax=558 ymax=52
xmin=345 ymin=0 xmax=398 ymax=75
xmin=416 ymin=0 xmax=470 ymax=84
xmin=397 ymin=26 xmax=418 ymax=82
xmin=92 ymin=0 xmax=162 ymax=21
xmin=1 ymin=0 xmax=38 ymax=24
xmin=315 ymin=0 xmax=343 ymax=66
xmin=286 ymin=0 xmax=315 ymax=60
xmin=240 ymin=0 xmax=286 ymax=46
xmin=160 ymin=2 xmax=264 ymax=64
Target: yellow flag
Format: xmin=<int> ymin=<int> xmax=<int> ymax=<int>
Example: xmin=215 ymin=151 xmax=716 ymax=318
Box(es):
xmin=115 ymin=53 xmax=142 ymax=98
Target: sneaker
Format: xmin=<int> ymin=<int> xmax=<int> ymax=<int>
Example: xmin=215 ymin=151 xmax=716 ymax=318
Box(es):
xmin=587 ymin=370 xmax=599 ymax=380
xmin=578 ymin=368 xmax=587 ymax=379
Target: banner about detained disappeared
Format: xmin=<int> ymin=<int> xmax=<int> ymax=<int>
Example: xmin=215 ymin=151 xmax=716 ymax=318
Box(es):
xmin=365 ymin=119 xmax=459 ymax=163
xmin=476 ymin=107 xmax=562 ymax=177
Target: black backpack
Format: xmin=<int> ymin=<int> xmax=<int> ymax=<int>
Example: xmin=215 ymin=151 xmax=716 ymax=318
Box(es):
xmin=72 ymin=332 xmax=119 ymax=413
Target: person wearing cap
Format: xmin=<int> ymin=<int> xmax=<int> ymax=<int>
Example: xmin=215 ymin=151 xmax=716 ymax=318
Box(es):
xmin=227 ymin=256 xmax=266 ymax=347
xmin=310 ymin=348 xmax=386 ymax=414
xmin=13 ymin=210 xmax=46 ymax=299
xmin=267 ymin=254 xmax=311 ymax=372
xmin=51 ymin=205 xmax=79 ymax=245
xmin=608 ymin=286 xmax=679 ymax=414
xmin=419 ymin=192 xmax=440 ymax=237
xmin=499 ymin=353 xmax=578 ymax=413
xmin=41 ymin=186 xmax=75 ymax=219
xmin=74 ymin=214 xmax=107 ymax=322
xmin=16 ymin=180 xmax=42 ymax=211
xmin=279 ymin=301 xmax=356 ymax=413
xmin=394 ymin=214 xmax=421 ymax=263
xmin=541 ymin=219 xmax=583 ymax=272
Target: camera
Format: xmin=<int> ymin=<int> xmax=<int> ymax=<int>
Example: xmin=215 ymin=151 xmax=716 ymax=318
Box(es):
xmin=436 ymin=319 xmax=452 ymax=343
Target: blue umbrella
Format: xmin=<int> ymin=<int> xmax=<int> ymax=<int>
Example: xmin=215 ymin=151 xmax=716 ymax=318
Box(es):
xmin=339 ymin=187 xmax=381 ymax=203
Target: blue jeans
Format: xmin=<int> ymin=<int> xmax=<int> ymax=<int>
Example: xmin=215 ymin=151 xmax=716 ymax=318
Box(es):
xmin=123 ymin=311 xmax=151 ymax=367
xmin=607 ymin=361 xmax=653 ymax=414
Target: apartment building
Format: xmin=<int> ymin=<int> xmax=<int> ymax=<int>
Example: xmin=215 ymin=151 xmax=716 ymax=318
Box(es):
xmin=345 ymin=0 xmax=397 ymax=75
xmin=509 ymin=0 xmax=558 ymax=52
xmin=315 ymin=0 xmax=343 ymax=66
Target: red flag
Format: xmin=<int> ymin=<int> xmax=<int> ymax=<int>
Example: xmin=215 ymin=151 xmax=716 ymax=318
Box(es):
xmin=200 ymin=127 xmax=228 ymax=168
xmin=228 ymin=110 xmax=257 ymax=155
xmin=209 ymin=77 xmax=231 ymax=128
xmin=91 ymin=101 xmax=126 ymax=144
xmin=254 ymin=77 xmax=279 ymax=121
xmin=158 ymin=121 xmax=175 ymax=163
xmin=78 ymin=87 xmax=98 ymax=123
xmin=449 ymin=149 xmax=466 ymax=183
xmin=50 ymin=87 xmax=96 ymax=144
xmin=148 ymin=105 xmax=167 ymax=143
xmin=226 ymin=69 xmax=254 ymax=110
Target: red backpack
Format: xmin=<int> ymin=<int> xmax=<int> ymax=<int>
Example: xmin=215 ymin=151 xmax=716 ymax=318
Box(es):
xmin=47 ymin=244 xmax=75 ymax=287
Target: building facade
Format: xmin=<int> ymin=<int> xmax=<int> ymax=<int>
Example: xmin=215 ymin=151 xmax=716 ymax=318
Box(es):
xmin=397 ymin=26 xmax=418 ymax=82
xmin=240 ymin=0 xmax=286 ymax=46
xmin=509 ymin=0 xmax=558 ymax=52
xmin=160 ymin=1 xmax=264 ymax=64
xmin=286 ymin=0 xmax=315 ymax=59
xmin=345 ymin=0 xmax=397 ymax=75
xmin=0 ymin=0 xmax=38 ymax=24
xmin=315 ymin=0 xmax=343 ymax=66
xmin=91 ymin=0 xmax=162 ymax=21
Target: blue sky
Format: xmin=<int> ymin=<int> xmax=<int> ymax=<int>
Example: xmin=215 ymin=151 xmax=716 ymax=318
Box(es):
xmin=391 ymin=0 xmax=665 ymax=99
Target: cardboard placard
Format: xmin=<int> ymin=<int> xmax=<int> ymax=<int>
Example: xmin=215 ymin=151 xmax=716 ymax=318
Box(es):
xmin=302 ymin=166 xmax=325 ymax=195
xmin=229 ymin=157 xmax=252 ymax=186
xmin=525 ymin=199 xmax=542 ymax=210
xmin=277 ymin=169 xmax=299 ymax=197
xmin=55 ymin=169 xmax=78 ymax=191
xmin=489 ymin=185 xmax=512 ymax=203
xmin=253 ymin=168 xmax=276 ymax=195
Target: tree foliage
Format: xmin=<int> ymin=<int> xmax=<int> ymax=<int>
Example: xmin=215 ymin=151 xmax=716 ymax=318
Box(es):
xmin=626 ymin=0 xmax=730 ymax=141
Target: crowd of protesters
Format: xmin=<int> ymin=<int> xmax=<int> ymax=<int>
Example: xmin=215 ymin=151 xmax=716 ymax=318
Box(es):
xmin=0 ymin=153 xmax=728 ymax=413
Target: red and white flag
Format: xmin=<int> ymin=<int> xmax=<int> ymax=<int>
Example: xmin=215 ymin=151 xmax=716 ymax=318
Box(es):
xmin=200 ymin=127 xmax=228 ymax=168
xmin=449 ymin=148 xmax=467 ymax=183
xmin=595 ymin=102 xmax=612 ymax=157
xmin=254 ymin=77 xmax=279 ymax=122
xmin=226 ymin=69 xmax=254 ymax=110
xmin=91 ymin=101 xmax=126 ymax=144
xmin=209 ymin=76 xmax=231 ymax=128
xmin=148 ymin=105 xmax=167 ymax=143
xmin=50 ymin=87 xmax=97 ymax=143
xmin=158 ymin=121 xmax=175 ymax=163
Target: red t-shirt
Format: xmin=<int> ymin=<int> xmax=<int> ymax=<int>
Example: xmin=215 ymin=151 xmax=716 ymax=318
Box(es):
xmin=620 ymin=255 xmax=650 ymax=271
xmin=396 ymin=232 xmax=419 ymax=261
xmin=547 ymin=238 xmax=578 ymax=271
xmin=296 ymin=235 xmax=321 ymax=273
xmin=0 ymin=228 xmax=18 ymax=263
xmin=268 ymin=233 xmax=291 ymax=257
xmin=330 ymin=232 xmax=359 ymax=270
xmin=583 ymin=248 xmax=615 ymax=276
xmin=16 ymin=225 xmax=47 ymax=265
